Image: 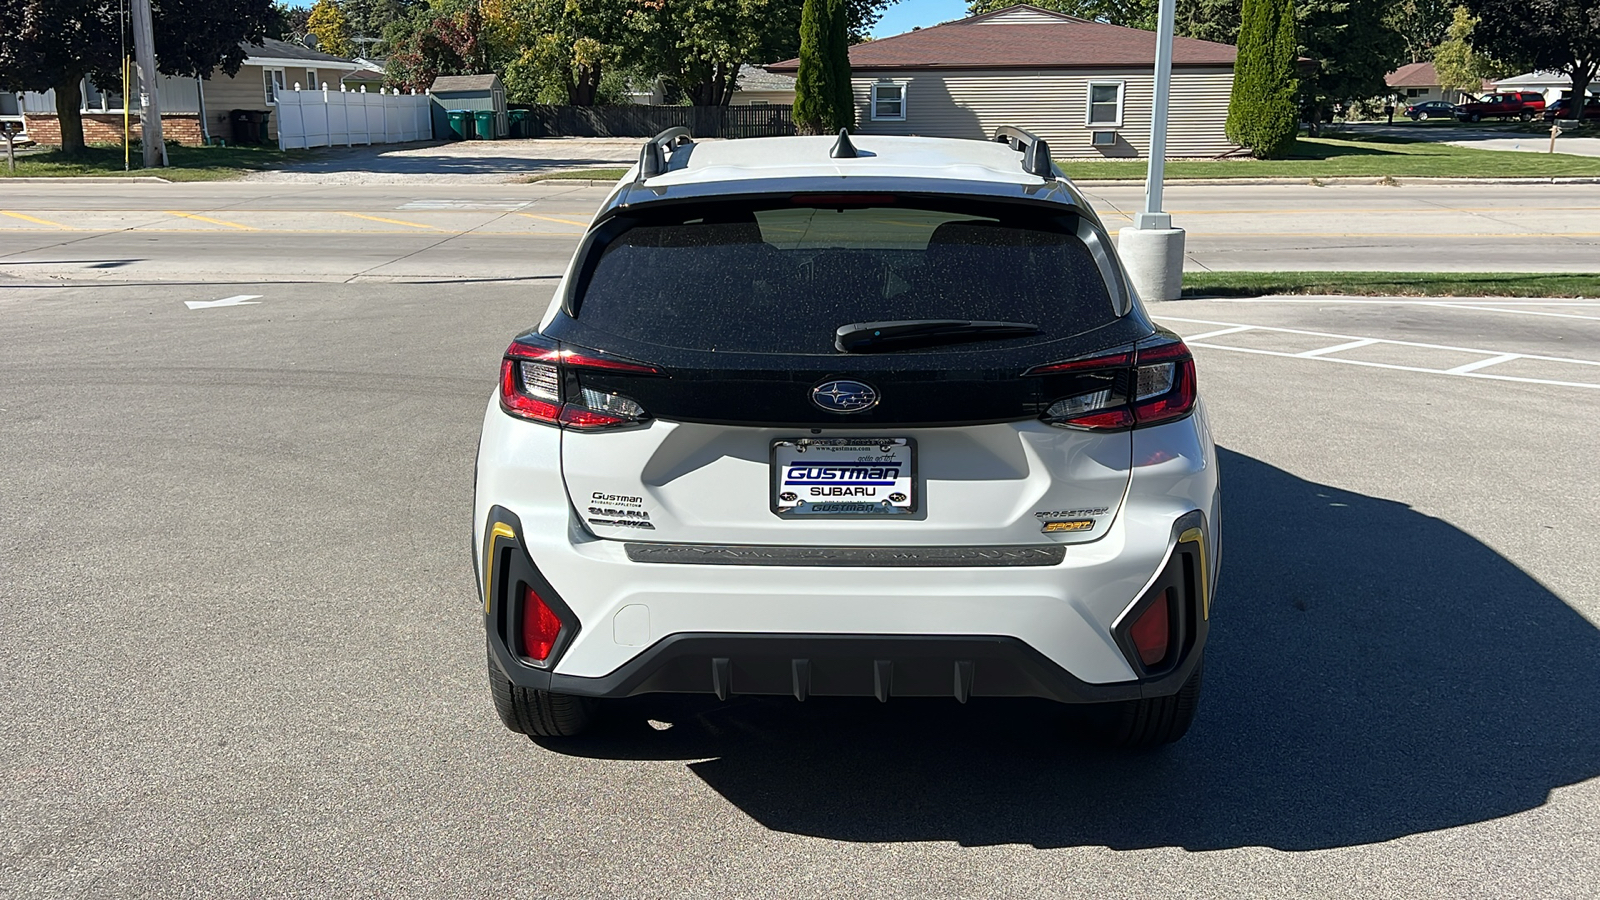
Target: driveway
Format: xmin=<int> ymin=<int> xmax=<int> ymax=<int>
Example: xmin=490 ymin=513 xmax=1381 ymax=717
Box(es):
xmin=1347 ymin=121 xmax=1600 ymax=157
xmin=241 ymin=137 xmax=644 ymax=183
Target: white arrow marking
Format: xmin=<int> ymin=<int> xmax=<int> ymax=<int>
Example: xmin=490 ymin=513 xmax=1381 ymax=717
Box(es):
xmin=185 ymin=294 xmax=262 ymax=310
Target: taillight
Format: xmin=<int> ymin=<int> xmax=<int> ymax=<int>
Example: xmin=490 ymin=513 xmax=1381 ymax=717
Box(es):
xmin=499 ymin=336 xmax=661 ymax=430
xmin=1027 ymin=334 xmax=1196 ymax=431
xmin=520 ymin=584 xmax=563 ymax=662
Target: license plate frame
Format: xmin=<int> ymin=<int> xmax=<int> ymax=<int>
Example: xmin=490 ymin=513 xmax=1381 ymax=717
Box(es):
xmin=770 ymin=437 xmax=918 ymax=518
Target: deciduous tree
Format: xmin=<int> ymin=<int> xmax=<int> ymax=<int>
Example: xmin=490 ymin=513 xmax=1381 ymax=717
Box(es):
xmin=0 ymin=0 xmax=273 ymax=155
xmin=307 ymin=0 xmax=355 ymax=57
xmin=1464 ymin=0 xmax=1594 ymax=114
xmin=1385 ymin=0 xmax=1453 ymax=62
xmin=1297 ymin=0 xmax=1405 ymax=132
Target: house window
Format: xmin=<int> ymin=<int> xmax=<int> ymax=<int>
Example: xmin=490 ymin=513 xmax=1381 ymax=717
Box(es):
xmin=1087 ymin=82 xmax=1124 ymax=126
xmin=871 ymin=82 xmax=906 ymax=121
xmin=1406 ymin=87 xmax=1424 ymax=97
xmin=306 ymin=69 xmax=319 ymax=91
xmin=263 ymin=67 xmax=286 ymax=103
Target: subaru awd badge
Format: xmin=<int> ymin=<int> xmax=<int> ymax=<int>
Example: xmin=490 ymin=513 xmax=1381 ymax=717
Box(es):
xmin=811 ymin=379 xmax=879 ymax=414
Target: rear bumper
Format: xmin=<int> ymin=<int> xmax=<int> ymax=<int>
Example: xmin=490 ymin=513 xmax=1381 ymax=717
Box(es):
xmin=489 ymin=630 xmax=1204 ymax=704
xmin=482 ymin=505 xmax=1211 ymax=704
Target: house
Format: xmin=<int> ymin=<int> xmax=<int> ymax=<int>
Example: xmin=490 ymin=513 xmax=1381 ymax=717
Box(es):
xmin=731 ymin=65 xmax=796 ymax=106
xmin=626 ymin=66 xmax=797 ymax=106
xmin=1492 ymin=71 xmax=1596 ymax=103
xmin=15 ymin=38 xmax=367 ymax=146
xmin=766 ymin=4 xmax=1238 ymax=159
xmin=1384 ymin=62 xmax=1489 ymax=105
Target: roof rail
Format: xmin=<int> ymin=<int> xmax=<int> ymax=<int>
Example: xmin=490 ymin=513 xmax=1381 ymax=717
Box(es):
xmin=638 ymin=126 xmax=694 ymax=180
xmin=992 ymin=126 xmax=1054 ymax=179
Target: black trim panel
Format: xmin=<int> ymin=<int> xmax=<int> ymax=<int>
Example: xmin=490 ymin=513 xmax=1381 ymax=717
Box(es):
xmin=623 ymin=542 xmax=1065 ymax=567
xmin=494 ymin=632 xmax=1203 ymax=704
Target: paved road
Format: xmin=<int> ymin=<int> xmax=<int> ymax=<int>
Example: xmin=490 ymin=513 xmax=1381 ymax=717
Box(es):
xmin=1349 ymin=121 xmax=1600 ymax=157
xmin=2 ymin=271 xmax=1597 ymax=897
xmin=3 ymin=180 xmax=1599 ymax=280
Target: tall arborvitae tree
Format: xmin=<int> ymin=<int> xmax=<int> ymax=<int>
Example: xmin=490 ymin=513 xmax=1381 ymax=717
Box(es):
xmin=1226 ymin=0 xmax=1300 ymax=157
xmin=794 ymin=0 xmax=845 ymax=133
xmin=827 ymin=0 xmax=855 ymax=130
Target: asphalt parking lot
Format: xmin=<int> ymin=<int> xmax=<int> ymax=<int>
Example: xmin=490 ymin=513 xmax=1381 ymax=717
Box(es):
xmin=2 ymin=183 xmax=1599 ymax=897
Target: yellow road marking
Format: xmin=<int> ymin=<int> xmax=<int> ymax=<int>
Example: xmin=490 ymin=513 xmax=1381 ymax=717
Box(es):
xmin=516 ymin=212 xmax=590 ymax=227
xmin=339 ymin=211 xmax=440 ymax=229
xmin=0 ymin=227 xmax=585 ymax=236
xmin=1 ymin=210 xmax=76 ymax=230
xmin=166 ymin=211 xmax=256 ymax=230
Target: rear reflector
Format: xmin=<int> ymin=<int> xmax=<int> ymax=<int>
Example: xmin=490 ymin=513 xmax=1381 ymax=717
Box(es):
xmin=1129 ymin=589 xmax=1172 ymax=667
xmin=521 ymin=584 xmax=563 ymax=662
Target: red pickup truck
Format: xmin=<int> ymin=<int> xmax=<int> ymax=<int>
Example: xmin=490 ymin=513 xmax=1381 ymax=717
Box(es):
xmin=1454 ymin=92 xmax=1547 ymax=122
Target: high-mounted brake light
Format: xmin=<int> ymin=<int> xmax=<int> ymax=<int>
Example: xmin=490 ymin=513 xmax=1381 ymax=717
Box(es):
xmin=499 ymin=337 xmax=662 ymax=430
xmin=790 ymin=193 xmax=897 ymax=206
xmin=1027 ymin=335 xmax=1196 ymax=431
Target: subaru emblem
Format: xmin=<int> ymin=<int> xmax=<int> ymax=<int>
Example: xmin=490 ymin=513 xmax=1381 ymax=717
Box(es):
xmin=811 ymin=379 xmax=879 ymax=414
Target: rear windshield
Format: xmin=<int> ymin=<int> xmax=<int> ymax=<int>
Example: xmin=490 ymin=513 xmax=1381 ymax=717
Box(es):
xmin=569 ymin=199 xmax=1117 ymax=354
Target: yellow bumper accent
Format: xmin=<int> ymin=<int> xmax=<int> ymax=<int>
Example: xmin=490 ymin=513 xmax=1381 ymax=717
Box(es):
xmin=485 ymin=523 xmax=517 ymax=614
xmin=1179 ymin=526 xmax=1209 ymax=619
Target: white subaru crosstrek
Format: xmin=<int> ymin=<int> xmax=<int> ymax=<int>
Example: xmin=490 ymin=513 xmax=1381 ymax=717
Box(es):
xmin=475 ymin=128 xmax=1219 ymax=750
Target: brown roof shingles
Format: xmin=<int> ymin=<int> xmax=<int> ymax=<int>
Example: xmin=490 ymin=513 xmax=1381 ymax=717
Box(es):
xmin=767 ymin=4 xmax=1236 ymax=72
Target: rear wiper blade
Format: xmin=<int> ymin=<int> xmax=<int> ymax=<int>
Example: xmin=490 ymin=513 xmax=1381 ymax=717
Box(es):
xmin=835 ymin=319 xmax=1042 ymax=353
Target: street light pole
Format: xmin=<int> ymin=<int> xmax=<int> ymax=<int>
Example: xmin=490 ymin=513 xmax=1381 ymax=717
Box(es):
xmin=130 ymin=0 xmax=166 ymax=168
xmin=1117 ymin=0 xmax=1186 ymax=301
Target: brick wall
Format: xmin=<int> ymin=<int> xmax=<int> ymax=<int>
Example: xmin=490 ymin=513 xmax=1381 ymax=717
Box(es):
xmin=22 ymin=113 xmax=206 ymax=147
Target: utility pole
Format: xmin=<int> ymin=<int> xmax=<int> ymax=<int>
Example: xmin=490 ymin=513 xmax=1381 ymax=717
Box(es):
xmin=130 ymin=0 xmax=166 ymax=167
xmin=1116 ymin=0 xmax=1185 ymax=301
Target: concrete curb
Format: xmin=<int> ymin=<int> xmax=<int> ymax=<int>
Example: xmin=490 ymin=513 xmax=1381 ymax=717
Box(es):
xmin=1 ymin=176 xmax=172 ymax=184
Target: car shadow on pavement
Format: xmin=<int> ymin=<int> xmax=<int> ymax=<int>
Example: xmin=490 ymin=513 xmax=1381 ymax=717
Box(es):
xmin=533 ymin=447 xmax=1600 ymax=850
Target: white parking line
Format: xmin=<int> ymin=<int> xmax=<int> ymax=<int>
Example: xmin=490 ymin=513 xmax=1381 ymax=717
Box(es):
xmin=1189 ymin=296 xmax=1600 ymax=322
xmin=1297 ymin=338 xmax=1379 ymax=358
xmin=1445 ymin=353 xmax=1521 ymax=374
xmin=1183 ymin=325 xmax=1256 ymax=341
xmin=1158 ymin=316 xmax=1600 ymax=390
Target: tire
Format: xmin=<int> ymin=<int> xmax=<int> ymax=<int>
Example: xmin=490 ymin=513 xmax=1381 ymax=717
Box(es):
xmin=1519 ymin=111 xmax=1533 ymax=122
xmin=1417 ymin=111 xmax=1429 ymax=121
xmin=1469 ymin=113 xmax=1481 ymax=123
xmin=1098 ymin=657 xmax=1204 ymax=752
xmin=487 ymin=648 xmax=597 ymax=737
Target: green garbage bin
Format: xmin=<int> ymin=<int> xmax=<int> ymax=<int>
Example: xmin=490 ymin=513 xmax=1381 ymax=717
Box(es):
xmin=473 ymin=109 xmax=495 ymax=140
xmin=447 ymin=110 xmax=472 ymax=141
xmin=508 ymin=109 xmax=529 ymax=138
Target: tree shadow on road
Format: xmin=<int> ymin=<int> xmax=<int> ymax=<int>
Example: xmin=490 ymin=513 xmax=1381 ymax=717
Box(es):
xmin=535 ymin=448 xmax=1600 ymax=850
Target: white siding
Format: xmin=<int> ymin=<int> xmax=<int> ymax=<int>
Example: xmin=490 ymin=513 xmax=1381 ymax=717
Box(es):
xmin=851 ymin=67 xmax=1237 ymax=159
xmin=20 ymin=72 xmax=200 ymax=114
xmin=975 ymin=7 xmax=1073 ymax=25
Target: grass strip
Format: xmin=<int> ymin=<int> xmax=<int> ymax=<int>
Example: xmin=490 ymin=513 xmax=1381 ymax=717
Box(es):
xmin=1184 ymin=271 xmax=1600 ymax=298
xmin=1066 ymin=134 xmax=1600 ymax=180
xmin=1 ymin=143 xmax=315 ymax=181
xmin=528 ymin=167 xmax=630 ymax=182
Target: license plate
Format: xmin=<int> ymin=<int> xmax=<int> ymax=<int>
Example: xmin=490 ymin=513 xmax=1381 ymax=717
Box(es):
xmin=771 ymin=438 xmax=917 ymax=517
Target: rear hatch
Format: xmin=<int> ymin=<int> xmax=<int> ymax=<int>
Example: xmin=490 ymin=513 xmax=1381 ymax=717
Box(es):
xmin=529 ymin=194 xmax=1156 ymax=547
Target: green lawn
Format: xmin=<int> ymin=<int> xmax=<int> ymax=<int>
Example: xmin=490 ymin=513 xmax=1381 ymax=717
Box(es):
xmin=529 ymin=167 xmax=630 ymax=182
xmin=1067 ymin=134 xmax=1600 ymax=180
xmin=531 ymin=134 xmax=1600 ymax=183
xmin=1184 ymin=271 xmax=1600 ymax=298
xmin=0 ymin=143 xmax=314 ymax=181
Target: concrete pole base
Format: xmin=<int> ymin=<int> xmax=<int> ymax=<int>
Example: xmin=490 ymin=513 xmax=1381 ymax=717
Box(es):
xmin=1117 ymin=226 xmax=1186 ymax=302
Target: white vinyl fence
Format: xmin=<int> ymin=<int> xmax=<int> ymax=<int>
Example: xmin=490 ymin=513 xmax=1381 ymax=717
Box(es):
xmin=275 ymin=85 xmax=432 ymax=150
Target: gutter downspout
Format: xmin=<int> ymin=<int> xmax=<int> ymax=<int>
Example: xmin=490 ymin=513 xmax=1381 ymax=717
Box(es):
xmin=196 ymin=76 xmax=210 ymax=145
